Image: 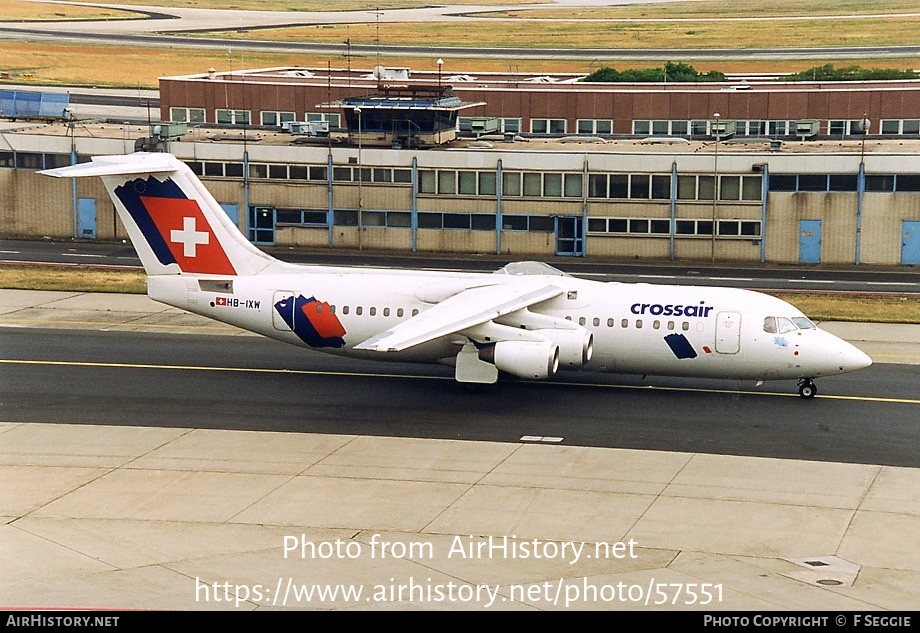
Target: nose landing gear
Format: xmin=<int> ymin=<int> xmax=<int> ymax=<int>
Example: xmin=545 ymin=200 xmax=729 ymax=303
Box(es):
xmin=798 ymin=379 xmax=817 ymax=399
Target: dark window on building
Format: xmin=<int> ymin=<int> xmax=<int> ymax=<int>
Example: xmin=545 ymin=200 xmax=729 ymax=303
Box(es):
xmin=609 ymin=219 xmax=628 ymax=233
xmin=676 ymin=220 xmax=695 ymax=235
xmin=769 ymin=175 xmax=798 ymax=191
xmin=529 ymin=216 xmax=555 ymax=232
xmin=609 ymin=174 xmax=629 ymax=198
xmin=204 ymin=162 xmax=223 ymax=177
xmin=651 ymin=175 xmax=671 ymax=200
xmin=650 ymin=219 xmax=670 ymax=234
xmin=418 ymin=213 xmax=441 ymax=228
xmin=897 ymin=174 xmax=920 ymax=191
xmin=798 ymin=174 xmax=828 ymax=191
xmin=276 ymin=209 xmax=302 ymax=223
xmin=589 ymin=174 xmax=608 ymax=198
xmin=443 ymin=213 xmax=471 ymax=229
xmin=629 ymin=219 xmax=649 ymax=233
xmin=829 ymin=174 xmax=858 ymax=191
xmin=289 ymin=165 xmax=308 ymax=180
xmin=630 ymin=174 xmax=650 ymax=199
xmin=865 ymin=175 xmax=895 ymax=192
xmin=43 ymin=153 xmax=71 ymax=169
xmin=502 ymin=215 xmax=528 ymax=231
xmin=225 ymin=163 xmax=244 ymax=178
xmin=333 ymin=210 xmax=359 ymax=226
xmin=471 ymin=214 xmax=496 ymax=230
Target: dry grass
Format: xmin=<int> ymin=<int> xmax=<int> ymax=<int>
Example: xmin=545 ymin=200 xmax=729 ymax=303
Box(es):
xmin=0 ymin=264 xmax=147 ymax=294
xmin=1 ymin=264 xmax=916 ymax=323
xmin=0 ymin=0 xmax=137 ymax=20
xmin=216 ymin=17 xmax=920 ymax=51
xmin=771 ymin=292 xmax=920 ymax=324
xmin=0 ymin=0 xmax=918 ymax=89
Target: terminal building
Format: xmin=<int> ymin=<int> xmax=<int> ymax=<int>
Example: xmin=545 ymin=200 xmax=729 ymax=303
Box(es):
xmin=1 ymin=66 xmax=920 ymax=267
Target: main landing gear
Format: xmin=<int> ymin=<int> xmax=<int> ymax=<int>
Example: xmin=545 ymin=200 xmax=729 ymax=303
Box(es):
xmin=798 ymin=379 xmax=818 ymax=399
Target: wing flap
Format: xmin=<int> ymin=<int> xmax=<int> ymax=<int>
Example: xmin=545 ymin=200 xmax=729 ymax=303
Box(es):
xmin=355 ymin=278 xmax=563 ymax=352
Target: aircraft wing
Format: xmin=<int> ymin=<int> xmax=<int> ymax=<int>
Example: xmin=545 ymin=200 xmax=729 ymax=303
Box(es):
xmin=354 ymin=277 xmax=563 ymax=352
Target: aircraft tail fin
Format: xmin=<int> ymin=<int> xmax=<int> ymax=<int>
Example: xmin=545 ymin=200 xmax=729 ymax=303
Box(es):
xmin=41 ymin=153 xmax=278 ymax=277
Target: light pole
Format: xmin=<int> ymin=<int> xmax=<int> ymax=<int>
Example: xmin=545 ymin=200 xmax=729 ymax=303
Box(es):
xmin=437 ymin=58 xmax=443 ymax=94
xmin=711 ymin=112 xmax=720 ymax=262
xmin=355 ymin=106 xmax=363 ymax=251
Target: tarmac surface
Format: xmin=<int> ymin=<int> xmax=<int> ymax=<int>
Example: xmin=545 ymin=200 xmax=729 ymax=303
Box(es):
xmin=1 ymin=289 xmax=919 ymax=611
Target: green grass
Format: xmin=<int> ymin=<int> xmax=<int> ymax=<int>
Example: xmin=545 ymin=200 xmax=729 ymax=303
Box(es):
xmin=2 ymin=263 xmax=917 ymax=323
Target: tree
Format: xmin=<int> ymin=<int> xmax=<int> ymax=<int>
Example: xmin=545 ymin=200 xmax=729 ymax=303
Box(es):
xmin=581 ymin=62 xmax=726 ymax=83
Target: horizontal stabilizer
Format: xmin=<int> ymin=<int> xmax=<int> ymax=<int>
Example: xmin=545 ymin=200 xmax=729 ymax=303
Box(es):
xmin=40 ymin=153 xmax=179 ymax=178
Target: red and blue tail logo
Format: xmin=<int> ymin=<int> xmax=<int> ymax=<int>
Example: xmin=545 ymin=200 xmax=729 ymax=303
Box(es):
xmin=274 ymin=294 xmax=346 ymax=348
xmin=115 ymin=176 xmax=236 ymax=275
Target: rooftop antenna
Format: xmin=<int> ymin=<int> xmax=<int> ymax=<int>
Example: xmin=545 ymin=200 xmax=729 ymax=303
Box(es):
xmin=375 ymin=6 xmax=381 ymax=74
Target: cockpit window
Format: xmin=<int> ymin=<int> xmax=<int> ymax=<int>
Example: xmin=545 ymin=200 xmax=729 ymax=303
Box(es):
xmin=776 ymin=317 xmax=797 ymax=333
xmin=765 ymin=315 xmax=816 ymax=334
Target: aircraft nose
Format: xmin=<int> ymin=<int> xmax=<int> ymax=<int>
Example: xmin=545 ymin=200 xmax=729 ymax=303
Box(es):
xmin=842 ymin=344 xmax=873 ymax=372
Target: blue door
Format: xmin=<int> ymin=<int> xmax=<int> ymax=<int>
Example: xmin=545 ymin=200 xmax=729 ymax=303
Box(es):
xmin=902 ymin=221 xmax=920 ymax=265
xmin=555 ymin=216 xmax=584 ymax=256
xmin=77 ymin=198 xmax=96 ymax=239
xmin=248 ymin=206 xmax=275 ymax=245
xmin=221 ymin=203 xmax=240 ymax=227
xmin=799 ymin=219 xmax=822 ymax=264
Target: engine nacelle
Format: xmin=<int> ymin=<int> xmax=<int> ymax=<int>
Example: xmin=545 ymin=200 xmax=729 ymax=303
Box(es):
xmin=539 ymin=327 xmax=593 ymax=367
xmin=479 ymin=340 xmax=559 ymax=380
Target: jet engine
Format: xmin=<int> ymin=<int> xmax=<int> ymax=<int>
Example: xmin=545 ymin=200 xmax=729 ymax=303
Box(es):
xmin=540 ymin=327 xmax=593 ymax=367
xmin=478 ymin=340 xmax=560 ymax=380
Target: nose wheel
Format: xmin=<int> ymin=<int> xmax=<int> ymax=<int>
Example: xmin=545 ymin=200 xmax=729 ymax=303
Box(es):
xmin=798 ymin=379 xmax=817 ymax=399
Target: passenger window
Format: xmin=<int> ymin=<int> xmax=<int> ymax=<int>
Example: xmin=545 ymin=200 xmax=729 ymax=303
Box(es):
xmin=682 ymin=321 xmax=689 ymax=331
xmin=397 ymin=308 xmax=404 ymax=318
xmin=579 ymin=316 xmax=586 ymax=326
xmin=653 ymin=320 xmax=660 ymax=330
xmin=315 ymin=303 xmax=324 ymax=313
xmin=383 ymin=307 xmax=390 ymax=317
xmin=621 ymin=319 xmax=629 ymax=328
xmin=329 ymin=305 xmax=336 ymax=314
xmin=370 ymin=307 xmax=377 ymax=316
xmin=607 ymin=318 xmax=614 ymax=328
xmin=342 ymin=305 xmax=349 ymax=315
xmin=763 ymin=316 xmax=777 ymax=333
xmin=593 ymin=317 xmax=600 ymax=327
xmin=356 ymin=306 xmax=363 ymax=316
xmin=636 ymin=319 xmax=643 ymax=329
xmin=667 ymin=321 xmax=675 ymax=330
xmin=412 ymin=309 xmax=419 ymax=316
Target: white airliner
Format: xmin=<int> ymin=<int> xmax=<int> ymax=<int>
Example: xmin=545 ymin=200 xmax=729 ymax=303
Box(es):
xmin=42 ymin=152 xmax=872 ymax=398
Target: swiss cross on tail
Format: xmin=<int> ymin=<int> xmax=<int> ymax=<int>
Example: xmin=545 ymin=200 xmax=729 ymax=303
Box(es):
xmin=140 ymin=196 xmax=235 ymax=274
xmin=115 ymin=176 xmax=236 ymax=275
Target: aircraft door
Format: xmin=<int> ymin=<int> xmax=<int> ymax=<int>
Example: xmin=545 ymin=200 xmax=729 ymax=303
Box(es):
xmin=715 ymin=311 xmax=741 ymax=354
xmin=272 ymin=290 xmax=294 ymax=331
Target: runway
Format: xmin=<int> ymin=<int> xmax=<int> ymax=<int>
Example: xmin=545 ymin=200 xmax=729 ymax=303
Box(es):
xmin=1 ymin=288 xmax=919 ymax=611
